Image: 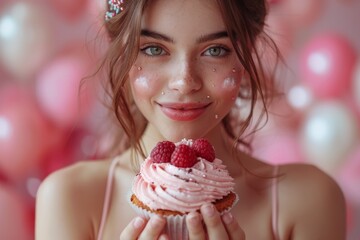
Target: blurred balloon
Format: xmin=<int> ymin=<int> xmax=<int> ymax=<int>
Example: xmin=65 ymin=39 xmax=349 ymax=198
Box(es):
xmin=253 ymin=130 xmax=305 ymax=165
xmin=0 ymin=2 xmax=54 ymax=80
xmin=282 ymin=0 xmax=325 ymax=28
xmin=353 ymin=62 xmax=360 ymax=113
xmin=88 ymin=0 xmax=106 ymax=21
xmin=0 ymin=85 xmax=51 ymax=180
xmin=337 ymin=145 xmax=360 ymax=204
xmin=267 ymin=0 xmax=282 ymax=5
xmin=40 ymin=128 xmax=98 ymax=177
xmin=265 ymin=11 xmax=294 ymax=57
xmin=299 ymin=33 xmax=357 ymax=99
xmin=287 ymin=84 xmax=314 ymax=111
xmin=35 ymin=52 xmax=96 ymax=128
xmin=49 ymin=0 xmax=89 ymax=21
xmin=0 ymin=184 xmax=32 ymax=240
xmin=300 ymin=102 xmax=359 ymax=174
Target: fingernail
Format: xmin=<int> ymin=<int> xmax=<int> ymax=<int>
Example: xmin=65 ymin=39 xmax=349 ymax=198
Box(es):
xmin=133 ymin=217 xmax=145 ymax=229
xmin=202 ymin=204 xmax=215 ymax=217
xmin=222 ymin=212 xmax=234 ymax=224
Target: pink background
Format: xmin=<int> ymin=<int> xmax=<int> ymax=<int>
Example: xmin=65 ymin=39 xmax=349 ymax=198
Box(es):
xmin=0 ymin=0 xmax=359 ymax=239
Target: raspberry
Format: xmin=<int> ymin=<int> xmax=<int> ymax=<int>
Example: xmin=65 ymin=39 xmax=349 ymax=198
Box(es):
xmin=192 ymin=138 xmax=215 ymax=162
xmin=171 ymin=144 xmax=197 ymax=168
xmin=150 ymin=141 xmax=176 ymax=163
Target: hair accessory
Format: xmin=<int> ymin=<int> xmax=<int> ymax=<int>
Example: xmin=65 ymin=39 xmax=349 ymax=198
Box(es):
xmin=105 ymin=0 xmax=125 ymax=21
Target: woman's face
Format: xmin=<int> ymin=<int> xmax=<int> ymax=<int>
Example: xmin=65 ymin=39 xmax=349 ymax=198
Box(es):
xmin=129 ymin=0 xmax=244 ymax=141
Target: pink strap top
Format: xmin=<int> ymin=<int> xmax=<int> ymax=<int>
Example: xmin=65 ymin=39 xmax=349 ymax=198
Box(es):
xmin=97 ymin=157 xmax=120 ymax=240
xmin=96 ymin=159 xmax=280 ymax=240
xmin=272 ymin=165 xmax=280 ymax=240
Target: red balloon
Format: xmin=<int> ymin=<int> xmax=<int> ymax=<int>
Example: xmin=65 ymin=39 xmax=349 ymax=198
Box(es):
xmin=0 ymin=184 xmax=32 ymax=240
xmin=300 ymin=33 xmax=357 ymax=99
xmin=0 ymin=86 xmax=51 ymax=180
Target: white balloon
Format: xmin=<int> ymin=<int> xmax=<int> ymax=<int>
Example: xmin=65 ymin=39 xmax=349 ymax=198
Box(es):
xmin=0 ymin=2 xmax=54 ymax=80
xmin=287 ymin=84 xmax=314 ymax=111
xmin=300 ymin=101 xmax=359 ymax=174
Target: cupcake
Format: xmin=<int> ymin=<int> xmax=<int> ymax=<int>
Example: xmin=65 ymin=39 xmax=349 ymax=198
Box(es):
xmin=129 ymin=138 xmax=238 ymax=239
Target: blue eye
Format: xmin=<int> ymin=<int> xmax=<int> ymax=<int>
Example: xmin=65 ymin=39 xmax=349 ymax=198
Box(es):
xmin=141 ymin=46 xmax=166 ymax=56
xmin=203 ymin=46 xmax=230 ymax=57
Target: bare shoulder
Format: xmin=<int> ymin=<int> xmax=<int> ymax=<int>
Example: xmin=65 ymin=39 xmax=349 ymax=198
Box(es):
xmin=38 ymin=159 xmax=111 ymax=195
xmin=278 ymin=163 xmax=346 ymax=239
xmin=35 ymin=159 xmax=112 ymax=239
xmin=279 ymin=163 xmax=343 ymax=194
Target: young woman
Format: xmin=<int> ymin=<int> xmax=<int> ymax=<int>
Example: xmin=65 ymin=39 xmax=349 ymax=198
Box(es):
xmin=35 ymin=0 xmax=346 ymax=239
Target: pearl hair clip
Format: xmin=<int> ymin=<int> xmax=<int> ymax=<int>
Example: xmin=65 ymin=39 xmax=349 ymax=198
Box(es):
xmin=105 ymin=0 xmax=125 ymax=21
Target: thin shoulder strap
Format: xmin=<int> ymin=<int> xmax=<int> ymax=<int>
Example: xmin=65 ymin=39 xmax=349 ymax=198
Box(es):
xmin=271 ymin=165 xmax=280 ymax=240
xmin=97 ymin=157 xmax=120 ymax=240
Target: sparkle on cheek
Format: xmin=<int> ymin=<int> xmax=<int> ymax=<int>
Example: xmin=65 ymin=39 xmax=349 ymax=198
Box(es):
xmin=134 ymin=76 xmax=150 ymax=89
xmin=222 ymin=77 xmax=238 ymax=91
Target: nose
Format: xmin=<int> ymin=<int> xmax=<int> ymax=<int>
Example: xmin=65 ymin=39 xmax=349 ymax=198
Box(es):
xmin=168 ymin=59 xmax=201 ymax=94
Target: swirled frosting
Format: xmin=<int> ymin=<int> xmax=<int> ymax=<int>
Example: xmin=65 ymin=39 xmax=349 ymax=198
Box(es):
xmin=132 ymin=156 xmax=235 ymax=213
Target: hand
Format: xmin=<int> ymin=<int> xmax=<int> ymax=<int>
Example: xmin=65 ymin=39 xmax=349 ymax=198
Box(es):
xmin=120 ymin=215 xmax=169 ymax=240
xmin=186 ymin=203 xmax=245 ymax=240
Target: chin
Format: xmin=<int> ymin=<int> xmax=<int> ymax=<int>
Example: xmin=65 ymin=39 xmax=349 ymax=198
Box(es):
xmin=160 ymin=127 xmax=209 ymax=142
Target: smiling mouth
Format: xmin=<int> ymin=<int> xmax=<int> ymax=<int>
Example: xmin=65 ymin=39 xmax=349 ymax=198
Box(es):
xmin=157 ymin=102 xmax=211 ymax=121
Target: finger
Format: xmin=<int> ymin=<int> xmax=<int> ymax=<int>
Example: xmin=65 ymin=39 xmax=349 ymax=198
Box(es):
xmin=221 ymin=212 xmax=245 ymax=240
xmin=200 ymin=204 xmax=228 ymax=239
xmin=186 ymin=211 xmax=206 ymax=240
xmin=138 ymin=215 xmax=166 ymax=240
xmin=158 ymin=233 xmax=170 ymax=240
xmin=119 ymin=217 xmax=147 ymax=240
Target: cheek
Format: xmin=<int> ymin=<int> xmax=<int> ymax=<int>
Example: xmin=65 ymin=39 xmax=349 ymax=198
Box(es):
xmin=131 ymin=74 xmax=160 ymax=97
xmin=214 ymin=76 xmax=241 ymax=97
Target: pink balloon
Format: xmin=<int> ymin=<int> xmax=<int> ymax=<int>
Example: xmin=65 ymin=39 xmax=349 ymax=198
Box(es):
xmin=337 ymin=145 xmax=360 ymax=204
xmin=41 ymin=129 xmax=98 ymax=177
xmin=35 ymin=53 xmax=96 ymax=128
xmin=353 ymin=62 xmax=360 ymax=114
xmin=300 ymin=33 xmax=357 ymax=99
xmin=0 ymin=2 xmax=54 ymax=80
xmin=0 ymin=184 xmax=32 ymax=240
xmin=282 ymin=0 xmax=325 ymax=28
xmin=0 ymin=86 xmax=51 ymax=180
xmin=267 ymin=0 xmax=283 ymax=5
xmin=49 ymin=0 xmax=89 ymax=21
xmin=252 ymin=131 xmax=305 ymax=165
xmin=265 ymin=13 xmax=294 ymax=59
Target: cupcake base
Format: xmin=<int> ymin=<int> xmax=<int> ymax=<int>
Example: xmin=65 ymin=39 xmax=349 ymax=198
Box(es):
xmin=130 ymin=191 xmax=237 ymax=216
xmin=129 ymin=192 xmax=238 ymax=240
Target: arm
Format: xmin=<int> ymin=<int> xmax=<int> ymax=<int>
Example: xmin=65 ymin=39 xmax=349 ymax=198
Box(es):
xmin=282 ymin=164 xmax=346 ymax=240
xmin=35 ymin=163 xmax=100 ymax=240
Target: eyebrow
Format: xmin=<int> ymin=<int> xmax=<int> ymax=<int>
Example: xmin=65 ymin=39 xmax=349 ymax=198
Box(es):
xmin=140 ymin=29 xmax=229 ymax=44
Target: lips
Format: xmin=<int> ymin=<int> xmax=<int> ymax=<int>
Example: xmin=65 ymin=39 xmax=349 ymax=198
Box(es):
xmin=158 ymin=102 xmax=211 ymax=121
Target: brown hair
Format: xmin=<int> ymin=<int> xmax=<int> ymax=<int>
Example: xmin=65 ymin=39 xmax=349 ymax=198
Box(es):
xmin=100 ymin=0 xmax=280 ymax=168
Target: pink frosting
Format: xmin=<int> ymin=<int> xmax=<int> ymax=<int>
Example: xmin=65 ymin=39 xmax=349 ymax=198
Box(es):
xmin=132 ymin=157 xmax=235 ymax=213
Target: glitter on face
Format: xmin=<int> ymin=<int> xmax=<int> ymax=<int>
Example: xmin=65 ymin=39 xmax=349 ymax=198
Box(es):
xmin=222 ymin=77 xmax=237 ymax=90
xmin=215 ymin=114 xmax=219 ymax=119
xmin=134 ymin=76 xmax=150 ymax=89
